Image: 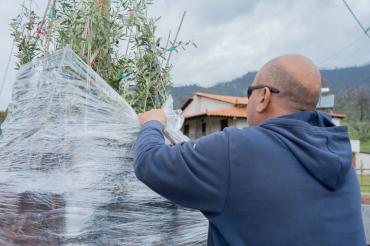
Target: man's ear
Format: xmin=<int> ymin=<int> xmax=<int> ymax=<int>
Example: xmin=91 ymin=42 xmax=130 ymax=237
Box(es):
xmin=256 ymin=87 xmax=271 ymax=113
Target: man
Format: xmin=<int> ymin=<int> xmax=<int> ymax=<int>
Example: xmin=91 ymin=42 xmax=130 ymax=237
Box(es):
xmin=134 ymin=55 xmax=366 ymax=245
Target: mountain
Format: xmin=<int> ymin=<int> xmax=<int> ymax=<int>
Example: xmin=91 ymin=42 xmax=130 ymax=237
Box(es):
xmin=321 ymin=64 xmax=370 ymax=93
xmin=170 ymin=63 xmax=370 ymax=109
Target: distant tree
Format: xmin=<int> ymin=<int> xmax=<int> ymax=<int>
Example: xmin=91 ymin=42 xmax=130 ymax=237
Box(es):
xmin=356 ymin=88 xmax=370 ymax=121
xmin=351 ymin=121 xmax=370 ymax=142
xmin=336 ymin=85 xmax=370 ymax=141
xmin=335 ymin=85 xmax=370 ymax=121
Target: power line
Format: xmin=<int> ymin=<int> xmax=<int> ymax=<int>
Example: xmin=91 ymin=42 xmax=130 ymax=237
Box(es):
xmin=333 ymin=37 xmax=370 ymax=67
xmin=320 ymin=0 xmax=370 ymax=67
xmin=319 ymin=34 xmax=365 ymax=66
xmin=342 ymin=0 xmax=370 ymax=40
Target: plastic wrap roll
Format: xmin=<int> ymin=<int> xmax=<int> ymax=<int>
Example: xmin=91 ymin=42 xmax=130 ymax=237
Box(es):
xmin=0 ymin=48 xmax=208 ymax=245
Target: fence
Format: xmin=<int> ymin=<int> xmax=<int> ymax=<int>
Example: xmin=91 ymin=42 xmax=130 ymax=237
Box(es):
xmin=356 ymin=166 xmax=370 ymax=194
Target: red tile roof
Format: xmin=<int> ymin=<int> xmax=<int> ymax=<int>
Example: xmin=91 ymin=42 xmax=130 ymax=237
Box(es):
xmin=195 ymin=92 xmax=248 ymax=105
xmin=185 ymin=108 xmax=346 ymax=120
xmin=181 ymin=92 xmax=248 ymax=110
xmin=184 ymin=105 xmax=247 ymax=119
xmin=181 ymin=92 xmax=346 ymax=120
xmin=327 ymin=111 xmax=347 ymax=119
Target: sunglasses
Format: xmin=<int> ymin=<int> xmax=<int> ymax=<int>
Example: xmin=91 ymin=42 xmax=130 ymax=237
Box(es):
xmin=247 ymin=85 xmax=280 ymax=98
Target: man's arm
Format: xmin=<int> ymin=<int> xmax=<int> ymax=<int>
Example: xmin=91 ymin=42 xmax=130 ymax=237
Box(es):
xmin=133 ymin=120 xmax=230 ymax=213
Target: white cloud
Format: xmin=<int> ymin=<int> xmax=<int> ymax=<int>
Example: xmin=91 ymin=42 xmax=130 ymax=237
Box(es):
xmin=1 ymin=0 xmax=370 ymax=110
xmin=149 ymin=0 xmax=370 ymax=86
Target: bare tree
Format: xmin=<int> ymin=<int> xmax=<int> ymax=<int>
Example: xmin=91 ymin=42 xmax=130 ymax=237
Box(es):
xmin=336 ymin=85 xmax=370 ymax=121
xmin=356 ymin=88 xmax=370 ymax=121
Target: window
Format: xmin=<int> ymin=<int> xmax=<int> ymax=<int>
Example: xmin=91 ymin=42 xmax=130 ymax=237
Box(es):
xmin=220 ymin=119 xmax=228 ymax=131
xmin=184 ymin=124 xmax=189 ymax=136
xmin=202 ymin=122 xmax=207 ymax=136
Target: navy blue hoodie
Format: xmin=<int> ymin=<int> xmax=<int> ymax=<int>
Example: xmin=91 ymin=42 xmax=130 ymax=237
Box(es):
xmin=134 ymin=111 xmax=366 ymax=245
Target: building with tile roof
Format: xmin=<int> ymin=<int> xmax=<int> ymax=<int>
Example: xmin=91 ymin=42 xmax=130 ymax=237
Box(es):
xmin=181 ymin=89 xmax=347 ymax=140
xmin=181 ymin=92 xmax=248 ymax=139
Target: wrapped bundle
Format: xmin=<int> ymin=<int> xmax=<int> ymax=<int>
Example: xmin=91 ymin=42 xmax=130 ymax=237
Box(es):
xmin=0 ymin=48 xmax=207 ymax=245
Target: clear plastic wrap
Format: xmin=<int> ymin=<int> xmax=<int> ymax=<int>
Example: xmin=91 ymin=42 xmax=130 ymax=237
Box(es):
xmin=0 ymin=48 xmax=208 ymax=245
xmin=363 ymin=205 xmax=370 ymax=243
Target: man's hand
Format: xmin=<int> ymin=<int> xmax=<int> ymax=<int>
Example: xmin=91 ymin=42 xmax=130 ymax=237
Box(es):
xmin=138 ymin=109 xmax=167 ymax=128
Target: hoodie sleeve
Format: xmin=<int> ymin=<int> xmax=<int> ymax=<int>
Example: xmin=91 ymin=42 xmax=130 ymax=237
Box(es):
xmin=133 ymin=120 xmax=230 ymax=213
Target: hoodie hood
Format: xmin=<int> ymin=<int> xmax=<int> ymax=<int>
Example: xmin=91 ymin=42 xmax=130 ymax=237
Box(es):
xmin=260 ymin=111 xmax=352 ymax=191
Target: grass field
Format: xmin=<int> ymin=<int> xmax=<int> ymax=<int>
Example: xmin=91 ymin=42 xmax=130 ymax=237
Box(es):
xmin=362 ymin=140 xmax=370 ymax=154
xmin=358 ymin=175 xmax=370 ymax=193
xmin=361 ymin=186 xmax=370 ymax=193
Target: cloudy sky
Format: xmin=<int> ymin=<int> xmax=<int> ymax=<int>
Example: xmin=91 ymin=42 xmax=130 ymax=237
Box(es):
xmin=0 ymin=0 xmax=370 ymax=110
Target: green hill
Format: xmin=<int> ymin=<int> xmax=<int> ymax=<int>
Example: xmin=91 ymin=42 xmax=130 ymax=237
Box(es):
xmin=170 ymin=63 xmax=370 ymax=109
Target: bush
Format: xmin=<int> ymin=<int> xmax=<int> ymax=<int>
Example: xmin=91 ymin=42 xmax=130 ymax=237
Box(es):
xmin=10 ymin=0 xmax=195 ymax=112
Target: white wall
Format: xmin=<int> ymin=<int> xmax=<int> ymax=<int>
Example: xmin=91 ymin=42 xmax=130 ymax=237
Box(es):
xmin=183 ymin=117 xmax=220 ymax=139
xmin=235 ymin=118 xmax=248 ymax=128
xmin=183 ymin=117 xmax=248 ymax=140
xmin=183 ymin=95 xmax=231 ymax=116
xmin=183 ymin=118 xmax=197 ymax=139
xmin=362 ymin=205 xmax=370 ymax=244
xmin=207 ymin=117 xmax=220 ymax=135
xmin=351 ymin=140 xmax=361 ymax=153
xmin=332 ymin=118 xmax=341 ymax=126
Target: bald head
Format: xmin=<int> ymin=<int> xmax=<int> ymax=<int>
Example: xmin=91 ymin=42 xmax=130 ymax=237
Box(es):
xmin=254 ymin=54 xmax=322 ymax=111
